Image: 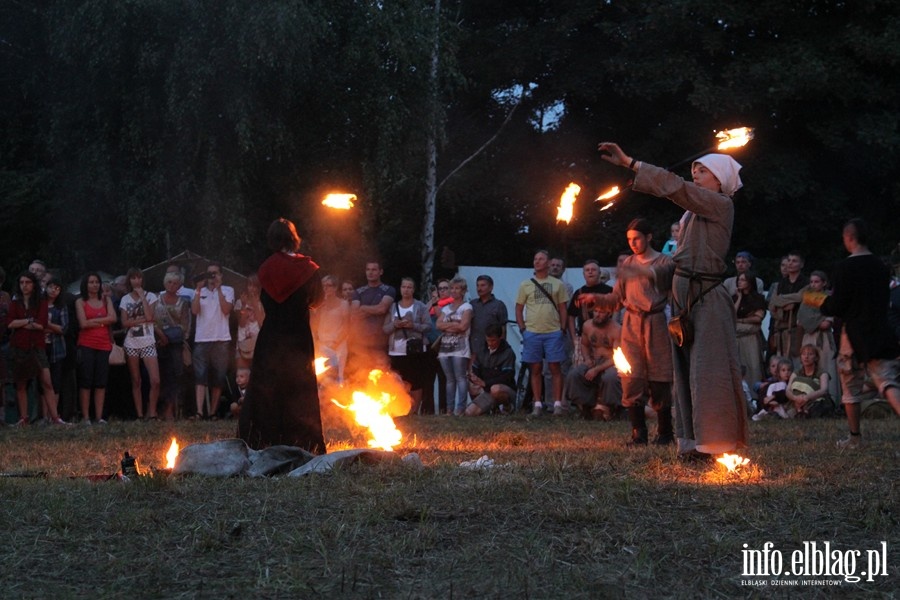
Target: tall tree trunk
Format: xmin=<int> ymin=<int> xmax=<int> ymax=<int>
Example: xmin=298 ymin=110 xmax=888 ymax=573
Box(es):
xmin=419 ymin=0 xmax=441 ymax=297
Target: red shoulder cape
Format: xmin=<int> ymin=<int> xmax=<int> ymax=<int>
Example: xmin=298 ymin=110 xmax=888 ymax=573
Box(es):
xmin=257 ymin=252 xmax=319 ymax=303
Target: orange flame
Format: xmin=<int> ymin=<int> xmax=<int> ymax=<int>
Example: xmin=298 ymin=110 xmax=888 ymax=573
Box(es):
xmin=331 ymin=369 xmax=402 ymax=451
xmin=556 ymin=183 xmax=581 ymax=224
xmin=612 ymin=347 xmax=632 ymax=374
xmin=595 ymin=186 xmax=621 ymax=202
xmin=715 ymin=127 xmax=754 ymax=151
xmin=314 ymin=356 xmax=330 ymax=376
xmin=716 ymin=452 xmax=750 ymax=472
xmin=322 ymin=193 xmax=356 ymax=209
xmin=165 ymin=438 xmax=179 ymax=469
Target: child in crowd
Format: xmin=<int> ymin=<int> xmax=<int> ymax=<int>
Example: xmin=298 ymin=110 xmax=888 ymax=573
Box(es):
xmin=754 ymin=355 xmax=781 ymax=404
xmin=230 ymin=367 xmax=250 ymax=418
xmin=661 ymin=221 xmax=680 ymax=256
xmin=235 ymin=275 xmax=264 ymax=369
xmin=752 ymin=357 xmax=793 ymax=420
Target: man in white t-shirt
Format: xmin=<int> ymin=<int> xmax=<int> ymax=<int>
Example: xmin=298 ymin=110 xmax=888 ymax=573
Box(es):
xmin=191 ymin=262 xmax=234 ymax=418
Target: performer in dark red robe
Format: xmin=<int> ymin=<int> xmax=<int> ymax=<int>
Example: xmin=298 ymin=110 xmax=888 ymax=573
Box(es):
xmin=238 ymin=218 xmax=326 ymax=453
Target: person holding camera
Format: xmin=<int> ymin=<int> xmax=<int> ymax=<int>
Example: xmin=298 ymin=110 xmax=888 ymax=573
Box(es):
xmin=383 ymin=277 xmax=431 ymax=414
xmin=191 ymin=261 xmax=234 ymax=419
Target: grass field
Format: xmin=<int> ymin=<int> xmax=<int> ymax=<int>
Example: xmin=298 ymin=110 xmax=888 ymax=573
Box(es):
xmin=1 ymin=413 xmax=897 ymax=599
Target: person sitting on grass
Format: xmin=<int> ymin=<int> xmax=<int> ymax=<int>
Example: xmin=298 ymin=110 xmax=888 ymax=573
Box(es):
xmin=786 ymin=344 xmax=832 ymax=418
xmin=752 ymin=358 xmax=793 ymax=420
xmin=465 ymin=324 xmax=516 ymax=416
xmin=564 ymin=305 xmax=623 ymax=422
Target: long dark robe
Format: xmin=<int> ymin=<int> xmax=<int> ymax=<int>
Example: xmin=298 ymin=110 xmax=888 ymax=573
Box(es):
xmin=238 ymin=253 xmax=325 ymax=453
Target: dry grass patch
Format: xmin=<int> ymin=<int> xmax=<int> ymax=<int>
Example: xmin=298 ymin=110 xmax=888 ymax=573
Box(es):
xmin=1 ymin=415 xmax=897 ymax=598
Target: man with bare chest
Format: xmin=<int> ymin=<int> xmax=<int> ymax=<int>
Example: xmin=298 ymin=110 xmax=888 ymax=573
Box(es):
xmin=565 ymin=306 xmax=623 ymax=420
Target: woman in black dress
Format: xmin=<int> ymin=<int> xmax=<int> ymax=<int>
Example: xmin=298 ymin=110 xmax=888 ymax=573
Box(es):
xmin=238 ymin=218 xmax=325 ymax=453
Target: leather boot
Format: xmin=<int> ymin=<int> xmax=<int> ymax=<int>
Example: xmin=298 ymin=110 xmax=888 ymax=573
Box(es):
xmin=626 ymin=405 xmax=648 ymax=446
xmin=653 ymin=405 xmax=674 ymax=445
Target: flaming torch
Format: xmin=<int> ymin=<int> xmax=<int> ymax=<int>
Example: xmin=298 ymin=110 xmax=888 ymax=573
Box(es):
xmin=612 ymin=347 xmax=632 ymax=375
xmin=322 ymin=193 xmax=356 ymax=210
xmin=556 ymin=183 xmax=581 ymax=224
xmin=596 ymin=185 xmax=625 ymax=212
xmin=666 ymin=126 xmax=756 ymax=170
xmin=715 ymin=127 xmax=755 ymax=150
xmin=595 ymin=126 xmax=755 ymax=213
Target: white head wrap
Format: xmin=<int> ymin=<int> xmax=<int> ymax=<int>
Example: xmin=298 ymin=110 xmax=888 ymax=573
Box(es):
xmin=693 ymin=153 xmax=743 ymax=196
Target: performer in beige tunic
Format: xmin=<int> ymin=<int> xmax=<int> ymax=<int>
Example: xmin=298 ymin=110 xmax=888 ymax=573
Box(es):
xmin=580 ymin=218 xmax=675 ymax=445
xmin=598 ymin=142 xmax=749 ymax=460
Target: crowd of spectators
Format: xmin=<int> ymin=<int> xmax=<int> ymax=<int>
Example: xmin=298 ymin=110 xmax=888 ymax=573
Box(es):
xmin=3 ymin=227 xmax=899 ymax=440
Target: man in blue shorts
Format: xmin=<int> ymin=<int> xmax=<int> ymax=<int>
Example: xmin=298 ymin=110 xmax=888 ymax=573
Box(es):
xmin=516 ymin=250 xmax=569 ymax=416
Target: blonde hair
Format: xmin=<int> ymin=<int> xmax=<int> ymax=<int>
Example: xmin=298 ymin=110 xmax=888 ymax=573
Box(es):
xmin=163 ymin=271 xmax=183 ymax=286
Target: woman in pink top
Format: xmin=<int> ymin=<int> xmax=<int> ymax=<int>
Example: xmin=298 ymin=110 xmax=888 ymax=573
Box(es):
xmin=75 ymin=272 xmax=118 ymax=424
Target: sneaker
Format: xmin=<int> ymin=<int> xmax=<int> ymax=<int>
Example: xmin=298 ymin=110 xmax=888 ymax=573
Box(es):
xmin=836 ymin=434 xmax=861 ymax=450
xmin=531 ymin=403 xmax=543 ymax=416
xmin=82 ymin=419 xmax=92 ymax=426
xmin=97 ymin=419 xmax=108 ymax=425
xmin=552 ymin=404 xmax=565 ymax=416
xmin=751 ymin=410 xmax=768 ymax=422
xmin=14 ymin=418 xmax=28 ymax=427
xmin=773 ymin=405 xmax=789 ymax=419
xmin=51 ymin=418 xmax=72 ymax=426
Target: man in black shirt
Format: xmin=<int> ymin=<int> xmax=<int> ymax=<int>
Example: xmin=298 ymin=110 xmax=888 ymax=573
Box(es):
xmin=807 ymin=219 xmax=900 ymax=448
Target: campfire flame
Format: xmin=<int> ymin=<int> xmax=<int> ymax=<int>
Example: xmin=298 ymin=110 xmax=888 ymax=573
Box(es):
xmin=612 ymin=347 xmax=632 ymax=374
xmin=165 ymin=438 xmax=179 ymax=469
xmin=715 ymin=127 xmax=754 ymax=151
xmin=314 ymin=356 xmax=330 ymax=377
xmin=716 ymin=452 xmax=750 ymax=472
xmin=556 ymin=182 xmax=581 ymax=224
xmin=322 ymin=193 xmax=356 ymax=210
xmin=330 ymin=369 xmax=402 ymax=451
